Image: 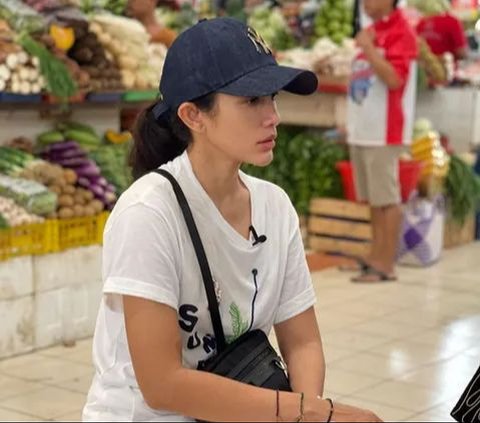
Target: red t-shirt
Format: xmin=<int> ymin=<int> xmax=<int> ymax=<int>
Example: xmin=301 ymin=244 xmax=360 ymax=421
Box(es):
xmin=416 ymin=14 xmax=467 ymax=57
xmin=348 ymin=9 xmax=419 ymax=146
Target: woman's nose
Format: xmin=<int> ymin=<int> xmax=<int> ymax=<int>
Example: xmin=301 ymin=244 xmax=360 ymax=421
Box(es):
xmin=263 ymin=100 xmax=280 ymax=128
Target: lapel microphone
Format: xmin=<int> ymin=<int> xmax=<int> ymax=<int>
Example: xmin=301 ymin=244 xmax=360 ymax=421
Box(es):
xmin=249 ymin=225 xmax=267 ymax=246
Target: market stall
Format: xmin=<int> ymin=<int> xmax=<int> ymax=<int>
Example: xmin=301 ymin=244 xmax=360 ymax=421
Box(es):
xmin=0 ymin=0 xmax=479 ymax=360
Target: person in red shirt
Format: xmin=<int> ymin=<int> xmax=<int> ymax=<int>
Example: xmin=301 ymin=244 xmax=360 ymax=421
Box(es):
xmin=417 ymin=12 xmax=468 ymax=59
xmin=346 ymin=0 xmax=418 ymax=283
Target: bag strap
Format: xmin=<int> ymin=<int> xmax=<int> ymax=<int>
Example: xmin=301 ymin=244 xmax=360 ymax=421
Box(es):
xmin=153 ymin=169 xmax=227 ymax=352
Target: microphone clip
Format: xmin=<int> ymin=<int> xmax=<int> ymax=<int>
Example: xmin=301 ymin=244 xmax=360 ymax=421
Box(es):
xmin=249 ymin=225 xmax=267 ymax=246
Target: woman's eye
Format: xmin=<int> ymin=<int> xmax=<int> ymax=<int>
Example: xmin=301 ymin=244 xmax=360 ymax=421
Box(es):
xmin=248 ymin=97 xmax=260 ymax=105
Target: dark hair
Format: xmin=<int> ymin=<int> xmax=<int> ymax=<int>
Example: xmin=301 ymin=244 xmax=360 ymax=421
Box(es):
xmin=393 ymin=0 xmax=400 ymax=8
xmin=129 ymin=93 xmax=217 ymax=180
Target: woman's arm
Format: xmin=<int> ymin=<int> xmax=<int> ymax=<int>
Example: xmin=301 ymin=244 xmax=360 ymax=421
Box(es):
xmin=124 ymin=296 xmax=382 ymax=422
xmin=123 ymin=295 xmax=331 ymax=422
xmin=275 ymin=307 xmax=326 ymax=398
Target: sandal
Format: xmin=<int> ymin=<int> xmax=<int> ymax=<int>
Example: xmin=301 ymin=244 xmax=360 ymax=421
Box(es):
xmin=351 ymin=265 xmax=397 ymax=283
xmin=339 ymin=257 xmax=369 ymax=273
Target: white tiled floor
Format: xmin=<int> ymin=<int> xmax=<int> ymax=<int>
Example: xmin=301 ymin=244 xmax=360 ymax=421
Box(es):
xmin=0 ymin=243 xmax=479 ymax=422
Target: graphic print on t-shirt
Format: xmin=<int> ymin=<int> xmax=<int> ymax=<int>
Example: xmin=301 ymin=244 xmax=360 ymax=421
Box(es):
xmin=178 ymin=268 xmax=261 ymax=363
xmin=349 ymin=56 xmax=375 ymax=105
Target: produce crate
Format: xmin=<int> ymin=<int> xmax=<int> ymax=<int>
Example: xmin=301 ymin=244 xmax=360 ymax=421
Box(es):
xmin=56 ymin=212 xmax=109 ymax=251
xmin=444 ymin=214 xmax=476 ymax=249
xmin=0 ymin=220 xmax=57 ymax=262
xmin=308 ymin=198 xmax=372 ymax=257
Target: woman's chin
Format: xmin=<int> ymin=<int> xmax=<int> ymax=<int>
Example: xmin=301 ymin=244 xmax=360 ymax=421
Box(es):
xmin=249 ymin=152 xmax=274 ymax=167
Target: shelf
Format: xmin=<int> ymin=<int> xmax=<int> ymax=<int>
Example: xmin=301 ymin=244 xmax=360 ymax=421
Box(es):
xmin=0 ymin=89 xmax=347 ymax=128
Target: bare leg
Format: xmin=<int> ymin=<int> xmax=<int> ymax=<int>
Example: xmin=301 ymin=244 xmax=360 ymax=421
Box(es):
xmin=369 ymin=207 xmax=384 ymax=263
xmin=353 ymin=204 xmax=401 ymax=282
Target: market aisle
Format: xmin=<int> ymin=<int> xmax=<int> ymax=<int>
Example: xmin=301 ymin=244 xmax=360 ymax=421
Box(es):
xmin=0 ymin=243 xmax=478 ymax=422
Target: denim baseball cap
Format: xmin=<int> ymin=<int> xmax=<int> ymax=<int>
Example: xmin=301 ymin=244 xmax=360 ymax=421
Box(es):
xmin=152 ymin=17 xmax=318 ymax=120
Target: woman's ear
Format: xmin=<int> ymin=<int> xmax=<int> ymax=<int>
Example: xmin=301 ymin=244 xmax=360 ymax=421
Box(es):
xmin=177 ymin=103 xmax=206 ymax=134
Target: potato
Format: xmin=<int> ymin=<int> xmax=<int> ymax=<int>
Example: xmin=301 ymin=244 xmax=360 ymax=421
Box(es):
xmin=73 ymin=204 xmax=86 ymax=217
xmin=63 ymin=169 xmax=78 ymax=185
xmin=46 ymin=211 xmax=58 ymax=219
xmin=58 ymin=207 xmax=74 ymax=219
xmin=89 ymin=199 xmax=104 ymax=214
xmin=56 ymin=177 xmax=67 ymax=187
xmin=74 ymin=192 xmax=86 ymax=205
xmin=84 ymin=206 xmax=96 ymax=217
xmin=63 ymin=185 xmax=76 ymax=195
xmin=84 ymin=190 xmax=94 ymax=201
xmin=58 ymin=194 xmax=74 ymax=208
xmin=49 ymin=185 xmax=62 ymax=196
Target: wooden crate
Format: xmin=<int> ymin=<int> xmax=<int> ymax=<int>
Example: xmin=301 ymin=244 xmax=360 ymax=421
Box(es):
xmin=308 ymin=198 xmax=372 ymax=257
xmin=444 ymin=214 xmax=476 ymax=249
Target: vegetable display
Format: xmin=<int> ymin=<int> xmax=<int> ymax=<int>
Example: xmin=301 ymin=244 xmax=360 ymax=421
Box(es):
xmin=18 ymin=33 xmax=77 ymax=99
xmin=40 ymin=141 xmax=117 ymax=210
xmin=444 ymin=155 xmax=480 ymax=226
xmin=0 ymin=174 xmax=57 ymax=216
xmin=67 ymin=20 xmax=123 ymax=92
xmin=90 ymin=14 xmax=162 ymax=90
xmin=314 ymin=0 xmax=353 ymax=45
xmin=247 ymin=5 xmax=295 ymax=52
xmin=0 ymin=196 xmax=44 ymax=227
xmin=89 ymin=143 xmax=133 ymax=195
xmin=0 ymin=0 xmax=45 ymax=34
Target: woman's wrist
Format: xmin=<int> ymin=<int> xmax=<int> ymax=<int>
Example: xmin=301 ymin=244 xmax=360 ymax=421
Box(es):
xmin=303 ymin=395 xmax=332 ymax=422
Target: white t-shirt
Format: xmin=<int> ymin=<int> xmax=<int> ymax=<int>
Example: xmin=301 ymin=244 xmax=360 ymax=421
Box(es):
xmin=83 ymin=150 xmax=316 ymax=422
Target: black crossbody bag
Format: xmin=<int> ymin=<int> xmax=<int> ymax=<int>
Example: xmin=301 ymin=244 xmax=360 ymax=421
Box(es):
xmin=154 ymin=169 xmax=291 ymax=392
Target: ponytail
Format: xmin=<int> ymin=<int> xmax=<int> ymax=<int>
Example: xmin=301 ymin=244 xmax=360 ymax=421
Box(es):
xmin=129 ymin=93 xmax=217 ymax=180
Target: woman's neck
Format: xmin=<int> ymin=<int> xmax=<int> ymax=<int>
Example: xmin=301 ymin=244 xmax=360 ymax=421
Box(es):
xmin=187 ymin=142 xmax=246 ymax=207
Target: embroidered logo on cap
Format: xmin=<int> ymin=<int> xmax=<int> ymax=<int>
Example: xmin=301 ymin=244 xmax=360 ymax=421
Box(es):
xmin=247 ymin=27 xmax=272 ymax=55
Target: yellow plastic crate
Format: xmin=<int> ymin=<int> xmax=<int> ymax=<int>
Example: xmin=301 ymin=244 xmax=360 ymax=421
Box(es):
xmin=0 ymin=220 xmax=57 ymax=261
xmin=57 ymin=212 xmax=110 ymax=251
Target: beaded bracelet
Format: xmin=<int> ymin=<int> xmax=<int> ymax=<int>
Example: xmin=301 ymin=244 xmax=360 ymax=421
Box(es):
xmin=296 ymin=392 xmax=305 ymax=422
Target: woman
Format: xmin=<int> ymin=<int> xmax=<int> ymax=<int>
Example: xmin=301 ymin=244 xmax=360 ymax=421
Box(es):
xmin=83 ymin=18 xmax=382 ymax=422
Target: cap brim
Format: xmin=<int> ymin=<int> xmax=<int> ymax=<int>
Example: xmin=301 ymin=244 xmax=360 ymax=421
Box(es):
xmin=152 ymin=100 xmax=170 ymax=120
xmin=217 ymin=64 xmax=318 ymax=97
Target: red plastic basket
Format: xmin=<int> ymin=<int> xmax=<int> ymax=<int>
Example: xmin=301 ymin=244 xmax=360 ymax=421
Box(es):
xmin=336 ymin=160 xmax=423 ymax=203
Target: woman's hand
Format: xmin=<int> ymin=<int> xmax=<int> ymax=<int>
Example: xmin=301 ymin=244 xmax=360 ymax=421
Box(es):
xmin=305 ymin=398 xmax=383 ymax=422
xmin=331 ymin=401 xmax=383 ymax=422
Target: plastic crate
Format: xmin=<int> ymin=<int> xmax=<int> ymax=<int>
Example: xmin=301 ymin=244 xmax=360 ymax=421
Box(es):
xmin=0 ymin=220 xmax=57 ymax=262
xmin=57 ymin=212 xmax=109 ymax=251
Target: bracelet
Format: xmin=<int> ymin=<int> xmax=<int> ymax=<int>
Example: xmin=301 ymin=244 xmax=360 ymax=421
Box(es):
xmin=325 ymin=398 xmax=334 ymax=423
xmin=296 ymin=392 xmax=305 ymax=422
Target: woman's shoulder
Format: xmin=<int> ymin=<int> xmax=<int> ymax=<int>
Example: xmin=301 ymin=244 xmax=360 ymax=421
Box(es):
xmin=109 ymin=159 xmax=183 ymax=225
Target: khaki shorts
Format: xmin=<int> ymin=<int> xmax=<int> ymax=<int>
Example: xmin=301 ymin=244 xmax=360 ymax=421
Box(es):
xmin=350 ymin=145 xmax=404 ymax=207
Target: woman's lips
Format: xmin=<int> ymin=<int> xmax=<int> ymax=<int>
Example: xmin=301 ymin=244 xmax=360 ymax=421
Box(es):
xmin=258 ymin=139 xmax=276 ymax=151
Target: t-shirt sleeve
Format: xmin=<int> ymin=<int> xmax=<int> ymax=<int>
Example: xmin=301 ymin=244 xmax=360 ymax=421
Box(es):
xmin=102 ymin=203 xmax=180 ymax=311
xmin=384 ymin=29 xmax=418 ymax=84
xmin=274 ymin=199 xmax=316 ymax=324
